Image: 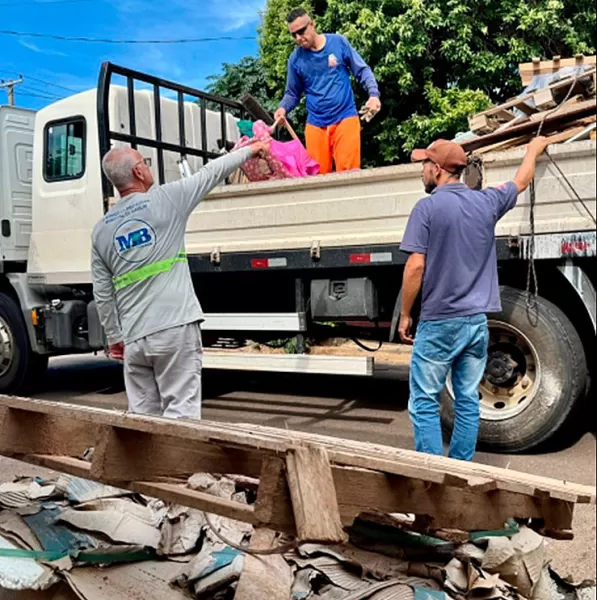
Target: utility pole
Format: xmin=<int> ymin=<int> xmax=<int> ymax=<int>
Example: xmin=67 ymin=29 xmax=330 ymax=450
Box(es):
xmin=0 ymin=76 xmax=24 ymax=106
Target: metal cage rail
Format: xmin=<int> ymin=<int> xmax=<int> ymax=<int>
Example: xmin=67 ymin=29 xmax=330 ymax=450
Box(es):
xmin=96 ymin=61 xmax=247 ymax=204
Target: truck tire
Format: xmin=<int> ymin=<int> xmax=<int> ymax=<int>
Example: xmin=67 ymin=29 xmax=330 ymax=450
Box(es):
xmin=440 ymin=286 xmax=588 ymax=453
xmin=0 ymin=292 xmax=48 ymax=395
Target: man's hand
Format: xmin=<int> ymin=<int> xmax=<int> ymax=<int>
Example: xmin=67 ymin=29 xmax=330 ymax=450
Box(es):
xmin=274 ymin=107 xmax=287 ymax=124
xmin=399 ymin=314 xmax=414 ymax=344
xmin=366 ymin=96 xmax=382 ymax=115
xmin=109 ymin=342 xmax=124 ymax=361
xmin=527 ymin=136 xmax=551 ymax=156
xmin=249 ymin=140 xmax=271 ymax=158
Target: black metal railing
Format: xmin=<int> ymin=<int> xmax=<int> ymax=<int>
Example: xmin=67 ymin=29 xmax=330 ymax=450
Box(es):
xmin=97 ymin=61 xmax=246 ymax=204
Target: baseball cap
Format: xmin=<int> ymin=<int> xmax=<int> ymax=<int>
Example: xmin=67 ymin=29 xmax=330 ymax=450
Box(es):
xmin=411 ymin=139 xmax=468 ymax=174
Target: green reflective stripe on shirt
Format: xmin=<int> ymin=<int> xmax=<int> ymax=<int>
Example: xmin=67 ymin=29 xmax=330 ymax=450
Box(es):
xmin=113 ymin=252 xmax=187 ymax=291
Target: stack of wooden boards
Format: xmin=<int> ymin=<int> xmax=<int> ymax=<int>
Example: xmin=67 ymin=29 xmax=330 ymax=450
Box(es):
xmin=0 ymin=396 xmax=594 ymax=544
xmin=461 ymin=55 xmax=597 ymax=154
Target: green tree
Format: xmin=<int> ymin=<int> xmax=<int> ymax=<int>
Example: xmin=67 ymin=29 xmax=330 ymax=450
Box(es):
xmin=206 ymin=56 xmax=277 ymax=112
xmin=258 ymin=0 xmax=596 ymax=165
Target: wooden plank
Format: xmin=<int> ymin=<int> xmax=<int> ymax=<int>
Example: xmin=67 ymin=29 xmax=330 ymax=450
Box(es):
xmin=130 ymin=481 xmax=257 ymax=525
xmin=90 ymin=425 xmax=262 ymax=483
xmin=10 ymin=452 xmax=575 ymax=537
xmin=0 ymin=407 xmax=99 ymax=458
xmin=461 ymin=100 xmax=597 ymax=153
xmin=263 ymin=467 xmax=575 ymax=533
xmin=0 ymin=397 xmax=594 ymax=506
xmin=534 ymin=87 xmax=558 ymax=110
xmin=470 ymin=114 xmax=500 ymax=135
xmin=471 ymin=68 xmax=595 ymax=122
xmin=253 ymin=457 xmax=293 ymax=531
xmin=234 ymin=529 xmax=293 ymax=600
xmin=544 ymin=125 xmax=595 ymax=146
xmin=519 ymin=55 xmax=596 ymax=86
xmin=224 ymin=422 xmax=596 ymax=504
xmin=286 ymin=446 xmax=347 ymax=544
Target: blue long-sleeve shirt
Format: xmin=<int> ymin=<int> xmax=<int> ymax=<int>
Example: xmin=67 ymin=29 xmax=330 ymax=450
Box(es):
xmin=279 ymin=34 xmax=380 ymax=128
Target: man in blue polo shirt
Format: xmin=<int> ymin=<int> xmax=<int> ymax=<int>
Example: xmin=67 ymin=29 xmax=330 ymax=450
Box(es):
xmin=399 ymin=136 xmax=551 ymax=461
xmin=274 ymin=7 xmax=381 ymax=174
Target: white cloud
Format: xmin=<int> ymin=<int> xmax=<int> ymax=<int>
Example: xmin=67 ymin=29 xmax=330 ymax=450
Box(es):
xmin=19 ymin=38 xmax=68 ymax=57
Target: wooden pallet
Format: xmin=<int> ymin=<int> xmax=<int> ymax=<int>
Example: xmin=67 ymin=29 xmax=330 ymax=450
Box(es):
xmin=463 ymin=99 xmax=597 ymax=153
xmin=0 ymin=396 xmax=595 ymax=542
xmin=469 ymin=68 xmax=596 ymax=135
xmin=520 ymin=55 xmax=597 ymax=86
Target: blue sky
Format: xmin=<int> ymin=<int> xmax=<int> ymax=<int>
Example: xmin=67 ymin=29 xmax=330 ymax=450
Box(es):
xmin=0 ymin=0 xmax=265 ymax=110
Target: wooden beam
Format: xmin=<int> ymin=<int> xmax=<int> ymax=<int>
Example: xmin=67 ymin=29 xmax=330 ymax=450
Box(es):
xmin=461 ymin=100 xmax=597 ymax=153
xmin=519 ymin=55 xmax=596 ymax=86
xmin=90 ymin=425 xmax=262 ymax=483
xmin=286 ymin=446 xmax=347 ymax=544
xmin=0 ymin=406 xmax=99 ymax=458
xmin=0 ymin=398 xmax=594 ymax=506
xmin=130 ymin=481 xmax=257 ymax=525
xmin=262 ymin=467 xmax=575 ymax=533
xmin=20 ymin=453 xmax=575 ymax=534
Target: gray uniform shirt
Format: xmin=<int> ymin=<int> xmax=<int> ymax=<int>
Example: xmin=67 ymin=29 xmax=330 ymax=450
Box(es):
xmin=91 ymin=148 xmax=253 ymax=345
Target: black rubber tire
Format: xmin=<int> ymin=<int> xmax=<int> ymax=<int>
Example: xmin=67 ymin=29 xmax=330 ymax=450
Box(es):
xmin=440 ymin=286 xmax=589 ymax=454
xmin=0 ymin=292 xmax=48 ymax=395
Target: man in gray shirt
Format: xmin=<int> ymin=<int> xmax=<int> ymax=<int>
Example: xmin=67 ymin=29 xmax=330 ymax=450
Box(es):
xmin=91 ymin=142 xmax=267 ymax=419
xmin=399 ymin=136 xmax=550 ymax=461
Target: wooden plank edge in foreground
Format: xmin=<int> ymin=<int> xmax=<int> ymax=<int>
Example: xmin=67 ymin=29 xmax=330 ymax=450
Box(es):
xmin=1 ymin=396 xmax=593 ymax=504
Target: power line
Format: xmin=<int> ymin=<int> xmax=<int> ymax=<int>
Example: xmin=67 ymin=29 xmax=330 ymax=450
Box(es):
xmin=0 ymin=30 xmax=257 ymax=44
xmin=0 ymin=70 xmax=82 ymax=93
xmin=21 ymin=86 xmax=64 ymax=100
xmin=0 ymin=0 xmax=93 ymax=6
xmin=19 ymin=91 xmax=61 ymax=100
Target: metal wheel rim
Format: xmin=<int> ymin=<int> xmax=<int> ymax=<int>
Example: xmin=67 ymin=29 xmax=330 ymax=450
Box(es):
xmin=0 ymin=317 xmax=15 ymax=378
xmin=447 ymin=319 xmax=541 ymax=422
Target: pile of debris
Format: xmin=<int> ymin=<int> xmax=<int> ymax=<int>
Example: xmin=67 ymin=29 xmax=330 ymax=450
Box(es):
xmin=457 ymin=55 xmax=596 ymax=154
xmin=0 ymin=472 xmax=594 ymax=600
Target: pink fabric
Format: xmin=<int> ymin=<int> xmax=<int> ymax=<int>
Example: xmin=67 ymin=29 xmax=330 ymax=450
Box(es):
xmin=233 ymin=121 xmax=320 ymax=182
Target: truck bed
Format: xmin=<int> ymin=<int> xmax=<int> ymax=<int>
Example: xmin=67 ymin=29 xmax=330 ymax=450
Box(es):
xmin=187 ymin=140 xmax=596 ymax=255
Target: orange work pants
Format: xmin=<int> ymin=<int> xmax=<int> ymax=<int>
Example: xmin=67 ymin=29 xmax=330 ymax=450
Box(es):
xmin=305 ymin=115 xmax=361 ymax=175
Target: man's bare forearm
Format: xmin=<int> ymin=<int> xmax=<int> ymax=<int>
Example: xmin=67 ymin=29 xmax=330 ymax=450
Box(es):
xmin=513 ymin=137 xmax=550 ymax=193
xmin=401 ymin=257 xmax=425 ymax=317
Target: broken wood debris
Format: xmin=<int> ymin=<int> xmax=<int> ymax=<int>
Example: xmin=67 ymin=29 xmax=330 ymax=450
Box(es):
xmin=460 ymin=57 xmax=596 ymax=154
xmin=519 ymin=54 xmax=596 ymax=86
xmin=0 ymin=396 xmax=594 ymax=545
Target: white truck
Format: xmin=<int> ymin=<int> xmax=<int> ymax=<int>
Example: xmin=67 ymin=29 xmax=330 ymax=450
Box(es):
xmin=0 ymin=62 xmax=595 ymax=453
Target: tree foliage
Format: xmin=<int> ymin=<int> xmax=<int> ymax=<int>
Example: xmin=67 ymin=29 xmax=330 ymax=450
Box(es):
xmin=206 ymin=56 xmax=277 ymax=113
xmin=211 ymin=0 xmax=596 ymax=166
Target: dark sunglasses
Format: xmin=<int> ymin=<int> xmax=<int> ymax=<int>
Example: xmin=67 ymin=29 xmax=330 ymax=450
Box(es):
xmin=291 ymin=23 xmax=310 ymax=38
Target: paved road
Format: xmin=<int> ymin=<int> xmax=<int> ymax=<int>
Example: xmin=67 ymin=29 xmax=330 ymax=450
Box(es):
xmin=25 ymin=353 xmax=597 ymax=581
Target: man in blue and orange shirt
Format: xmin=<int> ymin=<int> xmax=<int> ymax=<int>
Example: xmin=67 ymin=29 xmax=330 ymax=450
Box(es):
xmin=274 ymin=8 xmax=381 ymax=175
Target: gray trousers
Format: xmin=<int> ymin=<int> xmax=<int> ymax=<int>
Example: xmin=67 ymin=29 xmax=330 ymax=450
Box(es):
xmin=124 ymin=322 xmax=203 ymax=420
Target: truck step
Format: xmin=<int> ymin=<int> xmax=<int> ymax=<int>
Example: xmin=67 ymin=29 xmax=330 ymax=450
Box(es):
xmin=202 ymin=313 xmax=307 ymax=332
xmin=202 ymin=352 xmax=373 ymax=376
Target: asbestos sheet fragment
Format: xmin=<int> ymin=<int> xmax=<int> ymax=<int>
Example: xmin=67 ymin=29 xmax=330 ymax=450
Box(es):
xmin=0 ymin=534 xmax=58 ymax=591
xmin=58 ymin=508 xmax=161 ymax=549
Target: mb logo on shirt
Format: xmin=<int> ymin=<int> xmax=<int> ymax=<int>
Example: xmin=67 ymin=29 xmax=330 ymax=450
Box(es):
xmin=117 ymin=228 xmax=152 ymax=252
xmin=113 ymin=219 xmax=157 ymax=263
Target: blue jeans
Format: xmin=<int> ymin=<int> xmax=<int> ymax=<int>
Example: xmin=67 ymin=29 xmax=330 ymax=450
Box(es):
xmin=409 ymin=314 xmax=489 ymax=461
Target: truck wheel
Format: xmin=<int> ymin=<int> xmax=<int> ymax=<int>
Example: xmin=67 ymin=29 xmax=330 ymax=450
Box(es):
xmin=0 ymin=292 xmax=48 ymax=395
xmin=440 ymin=286 xmax=588 ymax=453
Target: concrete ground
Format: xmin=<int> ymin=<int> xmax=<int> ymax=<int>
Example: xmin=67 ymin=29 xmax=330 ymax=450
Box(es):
xmin=1 ymin=353 xmax=595 ymax=582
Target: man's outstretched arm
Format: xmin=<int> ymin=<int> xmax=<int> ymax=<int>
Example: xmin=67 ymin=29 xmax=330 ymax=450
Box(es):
xmin=163 ymin=142 xmax=267 ymax=218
